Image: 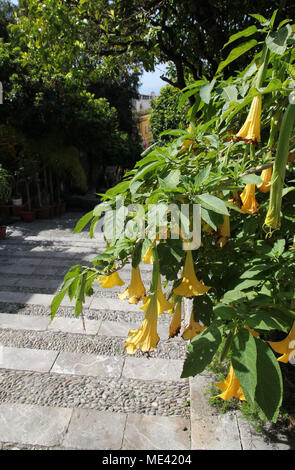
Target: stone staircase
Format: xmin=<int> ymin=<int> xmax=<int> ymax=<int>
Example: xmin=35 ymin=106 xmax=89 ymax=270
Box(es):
xmin=0 ymin=213 xmax=191 ymax=450
xmin=0 ymin=212 xmax=294 ymax=450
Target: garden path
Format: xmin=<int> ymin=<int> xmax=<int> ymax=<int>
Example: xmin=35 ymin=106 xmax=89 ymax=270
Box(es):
xmin=0 ymin=211 xmax=293 ymax=450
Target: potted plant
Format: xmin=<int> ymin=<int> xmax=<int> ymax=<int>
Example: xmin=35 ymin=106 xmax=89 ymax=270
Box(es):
xmin=34 ymin=171 xmax=51 ymax=219
xmin=0 ymin=164 xmax=13 ymax=216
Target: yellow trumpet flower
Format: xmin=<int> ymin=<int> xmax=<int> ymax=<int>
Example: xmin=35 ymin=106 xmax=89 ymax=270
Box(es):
xmin=257 ymin=166 xmax=272 ymax=193
xmin=173 ymin=250 xmax=211 ymax=297
xmin=98 ymin=265 xmax=124 ymax=288
xmin=216 ymin=364 xmax=246 ymax=401
xmin=216 ymin=215 xmax=230 ymax=248
xmin=118 ymin=266 xmax=146 ymax=304
xmin=142 ymin=245 xmax=153 ymax=264
xmin=240 ymin=184 xmax=259 ymax=214
xmin=268 ymin=322 xmax=295 ymax=363
xmin=235 ymin=95 xmax=262 ymax=145
xmin=292 ymin=235 xmax=295 ymax=249
xmin=141 ymin=277 xmax=172 ymax=314
xmin=182 ymin=310 xmax=206 ymax=341
xmin=125 ymin=292 xmax=160 ymax=354
xmin=169 ymin=301 xmax=182 ymax=338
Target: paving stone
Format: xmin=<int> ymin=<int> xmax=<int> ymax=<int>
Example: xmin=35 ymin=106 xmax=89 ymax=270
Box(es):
xmin=0 ymin=313 xmax=50 ymax=331
xmin=48 ymin=316 xmax=102 ymax=335
xmin=0 ymin=291 xmax=53 ymax=306
xmin=0 ymin=265 xmax=36 ymax=275
xmin=0 ymin=403 xmax=72 ymax=447
xmin=62 ymin=408 xmax=126 ymax=450
xmin=237 ymin=414 xmax=295 ymax=450
xmin=122 ymin=414 xmax=190 ymax=450
xmin=0 ymin=346 xmax=58 ymax=373
xmin=122 ymin=357 xmax=184 ymax=382
xmin=51 ymin=351 xmax=124 ymax=378
xmin=189 ymin=375 xmax=242 ymax=450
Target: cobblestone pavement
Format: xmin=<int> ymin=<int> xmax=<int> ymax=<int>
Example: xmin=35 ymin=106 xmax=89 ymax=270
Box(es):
xmin=0 ymin=212 xmax=294 ymax=450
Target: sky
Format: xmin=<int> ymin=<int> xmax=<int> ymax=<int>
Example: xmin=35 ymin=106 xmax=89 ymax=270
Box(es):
xmin=138 ymin=66 xmax=168 ymax=96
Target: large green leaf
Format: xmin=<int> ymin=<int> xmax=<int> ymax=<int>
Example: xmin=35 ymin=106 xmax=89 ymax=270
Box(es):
xmin=266 ymin=24 xmax=292 ymax=55
xmin=254 ymin=337 xmax=283 ymax=422
xmin=195 ymin=193 xmax=229 ymax=216
xmin=73 ymin=210 xmax=93 ymax=234
xmin=223 ymin=26 xmax=258 ymax=48
xmin=231 ymin=328 xmax=257 ymax=404
xmin=181 ymin=324 xmax=222 ymax=378
xmin=199 ymin=79 xmax=216 ymax=104
xmin=217 ymin=40 xmax=258 ymax=74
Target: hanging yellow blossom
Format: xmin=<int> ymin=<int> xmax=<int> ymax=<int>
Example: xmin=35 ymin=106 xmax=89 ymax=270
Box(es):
xmin=216 ymin=364 xmax=246 ymax=401
xmin=291 ymin=236 xmax=295 ymax=249
xmin=169 ymin=301 xmax=182 ymax=338
xmin=235 ymin=95 xmax=262 ymax=145
xmin=173 ymin=250 xmax=211 ymax=297
xmin=268 ymin=322 xmax=295 ymax=364
xmin=216 ymin=215 xmax=230 ymax=248
xmin=258 ymin=153 xmax=273 ymax=193
xmin=125 ymin=293 xmax=160 ymax=354
xmin=118 ymin=266 xmax=146 ymax=304
xmin=240 ymin=184 xmax=259 ymax=214
xmin=182 ymin=310 xmax=206 ymax=341
xmin=98 ymin=265 xmax=124 ymax=288
xmin=257 ymin=166 xmax=272 ymax=193
xmin=142 ymin=245 xmax=153 ymax=264
xmin=141 ymin=277 xmax=172 ymax=314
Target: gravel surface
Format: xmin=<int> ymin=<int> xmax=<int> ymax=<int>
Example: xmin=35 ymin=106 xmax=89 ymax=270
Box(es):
xmin=0 ymin=329 xmax=187 ymax=359
xmin=0 ymin=370 xmax=190 ymax=418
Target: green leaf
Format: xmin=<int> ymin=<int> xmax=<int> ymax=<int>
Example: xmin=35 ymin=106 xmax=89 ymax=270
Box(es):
xmin=269 ymin=239 xmax=285 ymax=258
xmin=254 ymin=337 xmax=283 ymax=422
xmin=246 ymin=313 xmax=288 ymax=332
xmin=234 ymin=279 xmax=261 ymax=291
xmin=249 ymin=14 xmax=269 ymax=26
xmin=213 ymin=304 xmax=236 ymax=320
xmin=221 ymin=85 xmax=238 ymax=102
xmin=195 ymin=193 xmax=229 ymax=216
xmin=217 ymin=40 xmax=258 ymax=74
xmin=199 ymin=79 xmax=216 ymax=104
xmin=266 ymin=25 xmax=292 ymax=55
xmin=181 ymin=324 xmax=222 ymax=378
xmin=73 ymin=210 xmax=93 ymax=234
xmin=194 ymin=165 xmax=212 ymax=188
xmin=232 ymin=328 xmax=257 ymax=403
xmin=193 ymin=295 xmax=214 ymax=326
xmin=130 ymin=160 xmax=164 ymax=184
xmin=163 ymin=169 xmax=181 ymax=187
xmin=240 ymin=174 xmax=263 ymax=185
xmin=223 ymin=26 xmax=258 ymax=48
xmin=284 ymin=62 xmax=295 ymax=80
xmin=240 ymin=264 xmax=272 ymax=279
xmin=201 ymin=208 xmax=223 ymax=231
xmin=222 ymin=289 xmax=248 ymax=303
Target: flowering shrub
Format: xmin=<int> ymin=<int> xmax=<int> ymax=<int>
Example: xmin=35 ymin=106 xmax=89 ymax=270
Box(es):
xmin=52 ymin=12 xmax=295 ymax=423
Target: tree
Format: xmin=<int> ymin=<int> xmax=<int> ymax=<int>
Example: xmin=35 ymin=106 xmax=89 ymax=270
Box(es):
xmin=150 ymin=85 xmax=189 ymax=141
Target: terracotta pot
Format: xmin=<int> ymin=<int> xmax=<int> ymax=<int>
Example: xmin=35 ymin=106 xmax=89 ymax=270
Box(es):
xmin=12 ymin=204 xmax=27 ymax=217
xmin=20 ymin=210 xmax=36 ymax=223
xmin=49 ymin=205 xmax=57 ymax=218
xmin=36 ymin=207 xmax=51 ymax=219
xmin=0 ymin=205 xmax=12 ymax=216
xmin=0 ymin=226 xmax=6 ymax=240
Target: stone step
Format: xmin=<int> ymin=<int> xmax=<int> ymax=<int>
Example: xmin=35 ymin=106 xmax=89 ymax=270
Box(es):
xmin=0 ymin=402 xmax=190 ymax=450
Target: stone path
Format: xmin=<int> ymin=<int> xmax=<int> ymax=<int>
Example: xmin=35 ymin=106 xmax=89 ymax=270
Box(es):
xmin=0 ymin=212 xmax=294 ymax=450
